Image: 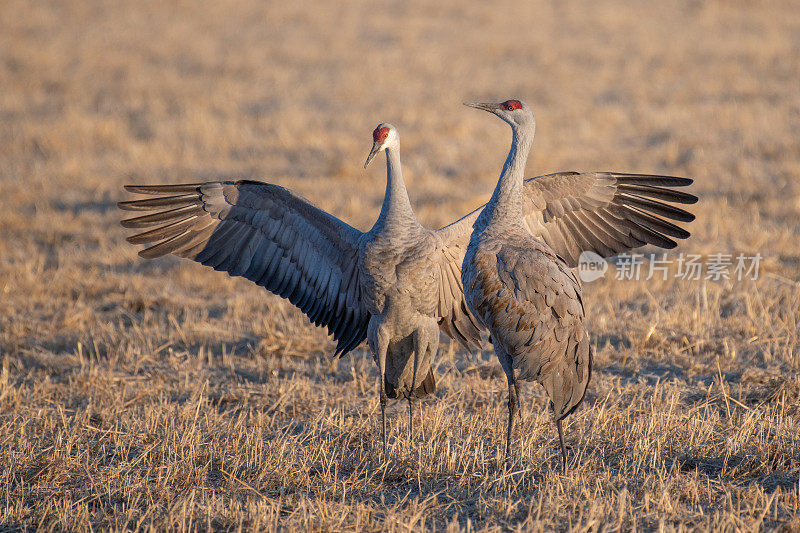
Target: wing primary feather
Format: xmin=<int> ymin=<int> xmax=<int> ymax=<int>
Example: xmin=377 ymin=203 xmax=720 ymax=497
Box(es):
xmin=596 ymin=207 xmax=647 ymax=248
xmin=574 ymin=211 xmax=628 ymax=252
xmin=138 ymin=229 xmax=192 ymax=259
xmin=616 ymin=184 xmax=698 ymax=204
xmin=176 ymin=225 xmax=217 ymax=259
xmin=267 ymin=254 xmax=291 ymax=293
xmin=555 ymin=218 xmax=582 ymax=264
xmin=309 ymin=264 xmax=334 ymax=323
xmin=565 ymin=213 xmax=617 ymax=258
xmin=618 ymin=193 xmax=696 ymax=222
xmin=149 ymin=222 xmax=216 ymax=257
xmin=296 ymin=256 xmax=320 ymax=312
xmin=121 ymin=205 xmax=206 ymax=228
xmin=296 ymin=280 xmax=315 ymax=314
xmin=560 ymin=215 xmax=604 ymax=259
xmin=124 ymin=183 xmax=205 ymax=195
xmin=117 ymin=194 xmax=199 ymax=211
xmin=622 ymin=205 xmax=691 ymax=239
xmin=329 ymin=296 xmax=347 ymax=338
xmin=611 ymin=173 xmax=693 ymax=187
xmin=126 ymin=216 xmax=203 ymax=244
xmin=543 ymin=219 xmax=570 ymax=258
xmin=613 ymin=212 xmax=678 ymax=249
xmin=287 ymin=244 xmax=312 ymax=303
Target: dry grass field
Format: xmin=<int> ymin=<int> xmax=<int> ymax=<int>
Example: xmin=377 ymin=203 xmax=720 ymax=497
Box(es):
xmin=1 ymin=0 xmax=800 ymax=530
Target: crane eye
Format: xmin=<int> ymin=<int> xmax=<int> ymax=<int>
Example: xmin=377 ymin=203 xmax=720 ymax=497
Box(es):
xmin=504 ymin=104 xmax=513 ymax=111
xmin=373 ymin=126 xmax=391 ymax=142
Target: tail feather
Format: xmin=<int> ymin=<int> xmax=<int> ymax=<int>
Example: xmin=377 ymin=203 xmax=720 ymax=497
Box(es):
xmin=384 ymin=368 xmax=436 ymax=400
xmin=415 ymin=368 xmax=436 ymax=398
xmin=543 ymin=334 xmax=593 ymax=421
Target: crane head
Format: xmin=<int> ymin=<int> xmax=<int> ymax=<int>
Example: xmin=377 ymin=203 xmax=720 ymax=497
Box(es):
xmin=464 ymin=99 xmax=534 ymax=129
xmin=364 ymin=123 xmax=399 ymax=168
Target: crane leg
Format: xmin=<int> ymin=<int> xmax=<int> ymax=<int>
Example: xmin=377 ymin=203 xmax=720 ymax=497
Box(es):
xmin=408 ymin=398 xmax=413 ymax=440
xmin=505 ymin=372 xmax=518 ymax=460
xmin=556 ymin=417 xmax=567 ymax=472
xmin=409 ymin=332 xmax=422 ymax=443
xmin=496 ymin=350 xmax=517 ymax=462
xmin=380 ymin=390 xmax=387 ymax=456
xmin=376 ymin=335 xmax=389 ymax=459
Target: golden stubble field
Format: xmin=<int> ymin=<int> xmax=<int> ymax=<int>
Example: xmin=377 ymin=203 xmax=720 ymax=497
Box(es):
xmin=1 ymin=0 xmax=799 ymax=530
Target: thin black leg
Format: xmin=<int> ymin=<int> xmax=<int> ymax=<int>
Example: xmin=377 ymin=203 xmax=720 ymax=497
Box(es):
xmin=408 ymin=397 xmax=413 ymax=440
xmin=505 ymin=377 xmax=518 ymax=460
xmin=556 ymin=417 xmax=567 ymax=472
xmin=380 ymin=387 xmax=387 ymax=457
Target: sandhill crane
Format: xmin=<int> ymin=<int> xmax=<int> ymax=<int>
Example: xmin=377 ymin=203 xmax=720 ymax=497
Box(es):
xmin=119 ymin=123 xmax=482 ymax=455
xmin=119 ymin=118 xmax=696 ymax=460
xmin=460 ymin=99 xmax=697 ymax=470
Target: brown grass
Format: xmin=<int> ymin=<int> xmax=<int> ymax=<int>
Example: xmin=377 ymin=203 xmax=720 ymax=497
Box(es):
xmin=1 ymin=0 xmax=800 ymax=530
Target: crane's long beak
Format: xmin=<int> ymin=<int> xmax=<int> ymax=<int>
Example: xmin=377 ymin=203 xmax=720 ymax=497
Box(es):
xmin=464 ymin=102 xmax=501 ymax=113
xmin=364 ymin=142 xmax=382 ymax=168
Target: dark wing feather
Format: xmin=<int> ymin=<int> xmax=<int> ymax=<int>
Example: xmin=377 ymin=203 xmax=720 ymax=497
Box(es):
xmin=521 ymin=172 xmax=697 ymax=266
xmin=119 ymin=180 xmax=369 ymax=356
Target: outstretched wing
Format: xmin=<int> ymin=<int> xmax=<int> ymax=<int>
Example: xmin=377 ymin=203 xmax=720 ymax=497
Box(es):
xmin=432 ymin=171 xmax=696 ymax=344
xmin=431 ymin=207 xmax=484 ymax=348
xmin=118 ymin=180 xmax=369 ymax=356
xmin=521 ymin=172 xmax=698 ymax=266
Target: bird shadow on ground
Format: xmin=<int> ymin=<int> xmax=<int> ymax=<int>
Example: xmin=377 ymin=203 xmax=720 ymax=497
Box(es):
xmin=599 ymin=358 xmax=687 ymax=386
xmin=674 ymin=455 xmax=799 ymax=493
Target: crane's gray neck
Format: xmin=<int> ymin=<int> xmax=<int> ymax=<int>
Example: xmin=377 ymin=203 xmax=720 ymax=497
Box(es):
xmin=477 ymin=123 xmax=534 ymax=228
xmin=375 ymin=145 xmax=419 ymax=230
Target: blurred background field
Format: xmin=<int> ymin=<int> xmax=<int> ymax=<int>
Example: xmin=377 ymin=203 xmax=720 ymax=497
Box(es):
xmin=0 ymin=0 xmax=799 ymax=530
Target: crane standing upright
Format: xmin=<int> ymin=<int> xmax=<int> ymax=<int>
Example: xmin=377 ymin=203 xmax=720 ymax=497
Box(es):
xmin=461 ymin=99 xmax=696 ymax=470
xmin=120 ymin=124 xmax=483 ymax=455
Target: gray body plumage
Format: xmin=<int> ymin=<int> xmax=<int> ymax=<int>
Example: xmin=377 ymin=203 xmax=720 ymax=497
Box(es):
xmin=360 ymin=125 xmax=480 ymax=406
xmin=463 ymin=227 xmax=592 ymax=420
